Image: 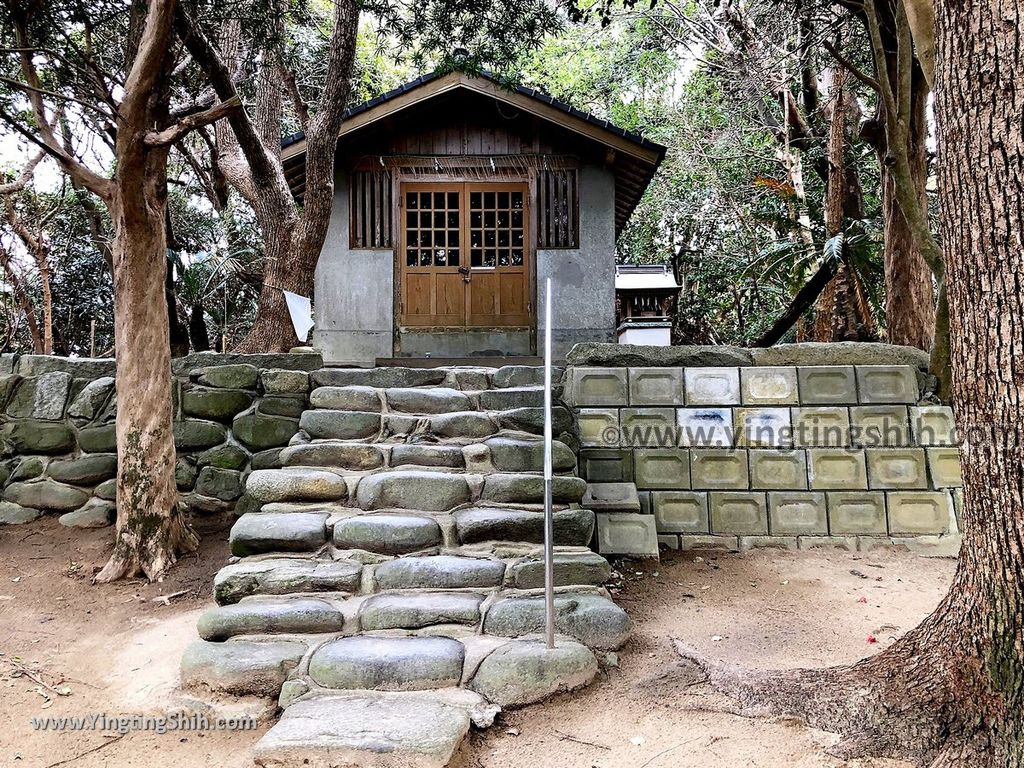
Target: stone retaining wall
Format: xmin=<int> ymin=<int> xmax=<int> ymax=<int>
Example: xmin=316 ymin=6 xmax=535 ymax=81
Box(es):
xmin=0 ymin=352 xmax=321 ymax=528
xmin=562 ymin=343 xmax=963 ymax=557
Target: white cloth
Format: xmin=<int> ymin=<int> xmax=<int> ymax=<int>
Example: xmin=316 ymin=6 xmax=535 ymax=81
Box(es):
xmin=283 ymin=291 xmax=314 ymax=342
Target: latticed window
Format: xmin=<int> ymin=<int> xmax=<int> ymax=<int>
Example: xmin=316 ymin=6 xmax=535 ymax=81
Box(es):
xmin=349 ymin=170 xmax=393 ymax=249
xmin=537 ymin=169 xmax=579 ymax=248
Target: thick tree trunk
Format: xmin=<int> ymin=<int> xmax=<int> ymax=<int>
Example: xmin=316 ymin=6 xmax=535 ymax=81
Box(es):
xmin=189 ymin=302 xmax=211 ymax=352
xmin=95 ymin=163 xmax=198 ymax=582
xmin=676 ymin=0 xmax=1024 ymax=763
xmin=876 ymin=77 xmax=936 ymax=350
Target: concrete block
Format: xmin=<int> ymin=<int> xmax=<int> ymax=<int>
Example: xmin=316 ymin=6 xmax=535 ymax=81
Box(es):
xmin=579 ymin=449 xmax=634 ymax=483
xmin=768 ymin=491 xmax=827 ymax=535
xmin=678 ymin=535 xmax=740 ymax=551
xmin=578 ymin=409 xmax=619 ymax=447
xmin=740 ymin=367 xmax=799 ymax=405
xmin=676 ymin=408 xmax=734 ymax=447
xmin=596 ymin=513 xmax=660 ymax=557
xmin=911 ymin=406 xmax=958 ymax=446
xmin=620 ymin=408 xmax=676 ymax=447
xmin=887 ymin=491 xmax=954 ymax=535
xmin=658 ymin=534 xmax=681 ymax=550
xmin=634 ymin=449 xmax=690 ymax=489
xmin=792 ymin=407 xmax=851 ymax=447
xmin=566 ymin=367 xmax=628 ymax=406
xmin=652 ymin=491 xmax=709 ymax=534
xmin=886 ymin=534 xmax=961 ymax=557
xmin=797 ymin=366 xmax=857 ymax=404
xmin=638 ymin=490 xmax=652 ymax=515
xmin=690 ymin=449 xmax=749 ymax=490
xmin=796 ymin=536 xmax=858 ymax=551
xmin=683 ymin=367 xmax=740 ymax=406
xmin=628 ymin=367 xmax=684 ymax=406
xmin=582 ymin=482 xmax=641 ymax=513
xmin=749 ymin=450 xmax=808 ymax=490
xmin=735 ymin=407 xmax=792 ymax=447
xmin=808 ymin=448 xmax=868 ymax=490
xmin=855 ymin=365 xmax=918 ymax=404
xmin=827 ymin=491 xmax=887 ymax=534
xmin=709 ymin=492 xmax=768 ymax=535
xmin=850 ymin=406 xmax=910 ymax=447
xmin=738 ymin=536 xmax=799 ymax=551
xmin=866 ymin=448 xmax=929 ymax=489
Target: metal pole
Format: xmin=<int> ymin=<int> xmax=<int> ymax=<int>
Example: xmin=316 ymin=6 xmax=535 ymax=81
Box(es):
xmin=543 ymin=277 xmax=555 ymax=650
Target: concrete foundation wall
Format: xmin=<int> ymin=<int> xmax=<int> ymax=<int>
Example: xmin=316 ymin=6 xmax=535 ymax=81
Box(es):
xmin=564 ymin=352 xmax=963 ymax=558
xmin=313 ymin=168 xmax=394 ymax=365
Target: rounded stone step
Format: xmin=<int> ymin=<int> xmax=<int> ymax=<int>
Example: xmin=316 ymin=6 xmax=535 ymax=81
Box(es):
xmin=479 ymin=387 xmax=544 ymax=410
xmin=453 ymin=507 xmax=595 ymax=547
xmin=505 ymin=552 xmax=611 ymax=589
xmin=246 ymin=467 xmax=349 ymax=504
xmin=309 ymin=385 xmax=382 ymax=412
xmin=307 ymin=636 xmax=465 ymax=691
xmin=390 ymin=444 xmax=466 ymax=469
xmin=280 ymin=442 xmax=385 ymax=470
xmin=469 ymin=638 xmax=598 ymax=707
xmin=385 ymin=387 xmax=473 ymax=414
xmin=355 ymin=470 xmax=471 ymax=512
xmin=430 ymin=411 xmax=498 ymax=439
xmin=483 ymin=594 xmax=632 ymax=650
xmin=496 ymin=406 xmax=572 ymax=435
xmin=197 ymin=596 xmax=347 ymax=641
xmin=481 ymin=473 xmax=587 ymax=504
xmin=311 ymin=367 xmax=446 ymax=389
xmin=484 ymin=436 xmax=575 ymax=473
xmin=358 ymin=592 xmax=484 ymax=631
xmin=299 ymin=410 xmax=381 ymax=440
xmin=181 ymin=638 xmax=306 ymax=696
xmin=253 ymin=690 xmax=474 ymax=768
xmin=333 ymin=514 xmax=443 ymax=555
xmin=492 ymin=365 xmax=550 ymax=388
xmin=229 ymin=512 xmax=329 ymax=557
xmin=214 ymin=557 xmax=363 ymax=605
xmin=373 ymin=555 xmax=506 ymax=591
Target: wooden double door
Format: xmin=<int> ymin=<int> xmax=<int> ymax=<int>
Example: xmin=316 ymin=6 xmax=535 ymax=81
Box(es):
xmin=399 ymin=182 xmax=532 ymax=329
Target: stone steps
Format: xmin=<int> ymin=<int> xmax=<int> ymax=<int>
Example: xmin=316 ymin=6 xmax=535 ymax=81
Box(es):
xmin=183 ymin=364 xmax=627 ymax=768
xmin=229 ymin=505 xmax=598 ymax=557
xmin=214 ymin=550 xmax=612 ymax=605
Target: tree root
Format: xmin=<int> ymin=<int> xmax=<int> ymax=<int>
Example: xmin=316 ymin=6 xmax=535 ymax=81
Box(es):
xmin=94 ymin=510 xmax=199 ymax=583
xmin=670 ymin=633 xmax=1013 ymax=768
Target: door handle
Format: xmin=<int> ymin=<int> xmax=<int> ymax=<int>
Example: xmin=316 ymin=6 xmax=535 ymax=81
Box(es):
xmin=458 ymin=266 xmax=471 ymax=283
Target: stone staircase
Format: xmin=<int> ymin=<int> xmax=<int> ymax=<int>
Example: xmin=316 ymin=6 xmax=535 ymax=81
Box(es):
xmin=181 ymin=365 xmax=630 ymax=768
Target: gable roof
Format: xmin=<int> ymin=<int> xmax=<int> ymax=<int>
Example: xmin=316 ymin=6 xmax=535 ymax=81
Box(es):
xmin=280 ymin=70 xmax=666 ymax=236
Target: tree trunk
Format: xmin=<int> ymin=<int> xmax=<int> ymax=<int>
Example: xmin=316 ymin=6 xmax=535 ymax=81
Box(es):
xmin=189 ymin=302 xmax=211 ymax=352
xmin=675 ymin=0 xmax=1024 ymax=763
xmin=95 ymin=162 xmax=198 ymax=582
xmin=94 ymin=0 xmax=198 ymax=583
xmin=37 ymin=251 xmax=53 ymax=355
xmin=0 ymin=244 xmax=43 ymax=352
xmin=876 ymin=74 xmax=936 ymax=350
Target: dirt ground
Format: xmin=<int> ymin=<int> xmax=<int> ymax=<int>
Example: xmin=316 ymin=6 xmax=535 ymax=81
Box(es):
xmin=0 ymin=517 xmax=954 ymax=768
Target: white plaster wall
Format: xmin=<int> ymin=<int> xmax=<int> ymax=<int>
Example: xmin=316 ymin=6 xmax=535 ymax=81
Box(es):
xmin=537 ymin=164 xmax=617 ymax=357
xmin=313 ymin=167 xmax=394 ymax=365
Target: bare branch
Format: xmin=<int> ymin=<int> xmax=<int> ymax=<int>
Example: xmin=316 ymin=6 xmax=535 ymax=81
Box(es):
xmin=822 ymin=40 xmax=880 ymax=91
xmin=0 ymin=150 xmax=45 ymax=195
xmin=145 ymin=95 xmax=242 ymax=147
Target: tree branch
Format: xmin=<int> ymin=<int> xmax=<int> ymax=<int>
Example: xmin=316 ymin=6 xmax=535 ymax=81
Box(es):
xmin=145 ymin=95 xmax=242 ymax=146
xmin=822 ymin=40 xmax=880 ymax=91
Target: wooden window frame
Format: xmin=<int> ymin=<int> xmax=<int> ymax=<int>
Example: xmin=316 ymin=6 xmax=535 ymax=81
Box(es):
xmin=537 ymin=168 xmax=579 ymax=249
xmin=349 ymin=169 xmax=393 ymax=249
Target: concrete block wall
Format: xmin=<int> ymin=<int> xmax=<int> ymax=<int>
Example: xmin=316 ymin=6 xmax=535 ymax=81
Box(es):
xmin=564 ymin=359 xmax=962 ymax=557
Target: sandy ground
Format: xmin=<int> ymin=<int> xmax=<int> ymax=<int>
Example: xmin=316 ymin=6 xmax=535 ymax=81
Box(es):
xmin=0 ymin=517 xmax=954 ymax=768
